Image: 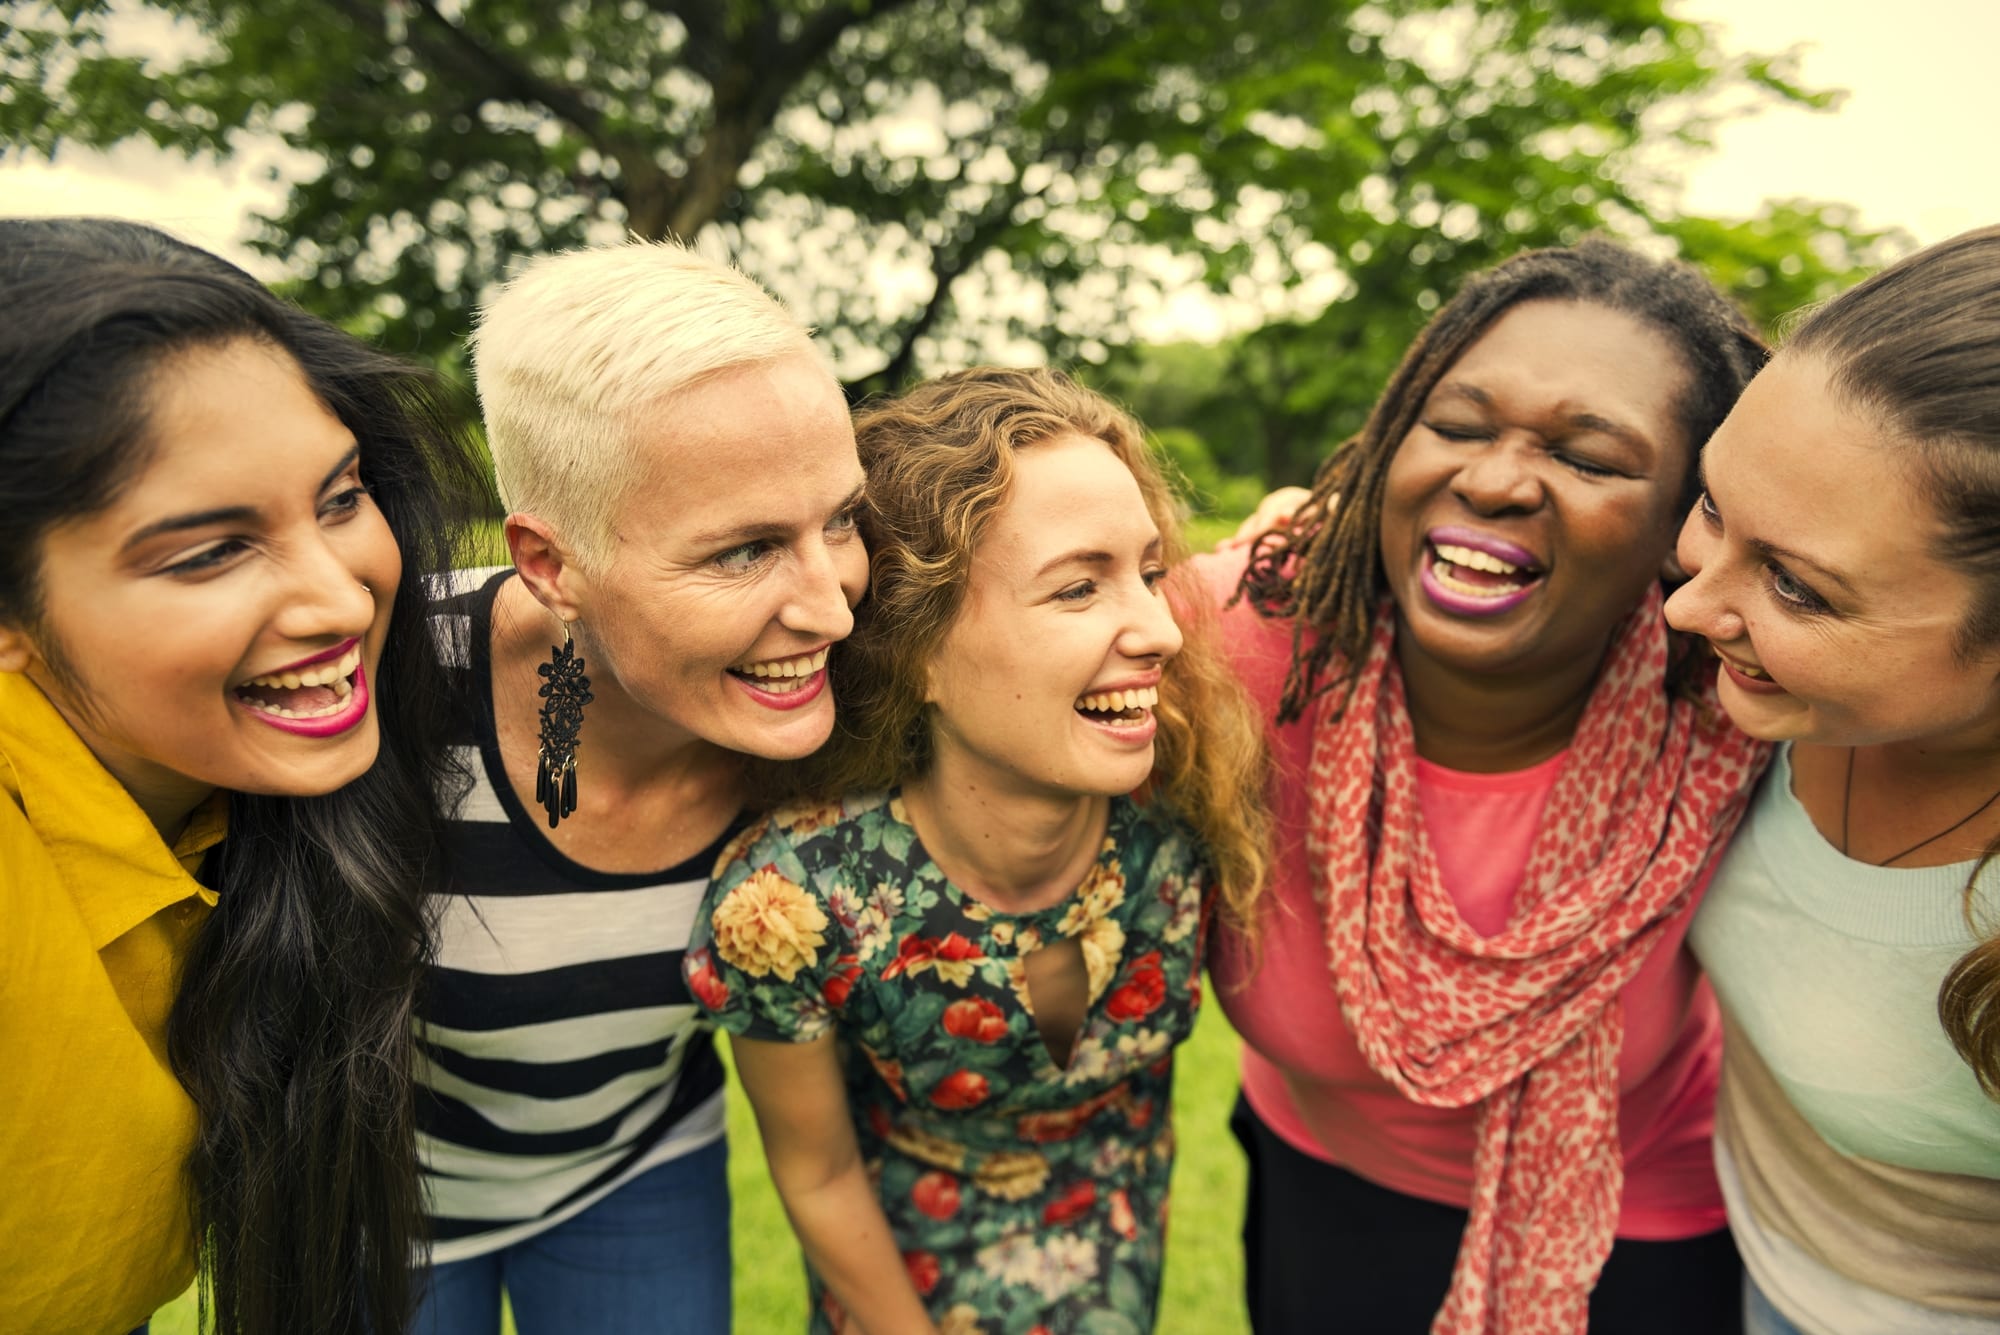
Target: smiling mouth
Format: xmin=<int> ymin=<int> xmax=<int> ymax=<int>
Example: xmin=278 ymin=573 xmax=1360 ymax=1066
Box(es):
xmin=1075 ymin=685 xmax=1159 ymax=723
xmin=233 ymin=644 xmax=363 ymax=719
xmin=1428 ymin=540 xmax=1544 ymax=597
xmin=728 ymin=647 xmax=829 ymax=695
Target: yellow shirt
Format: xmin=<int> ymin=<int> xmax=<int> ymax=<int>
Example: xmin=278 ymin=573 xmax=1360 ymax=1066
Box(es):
xmin=0 ymin=672 xmax=226 ymax=1334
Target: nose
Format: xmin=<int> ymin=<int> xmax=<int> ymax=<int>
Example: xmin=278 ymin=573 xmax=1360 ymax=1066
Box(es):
xmin=270 ymin=528 xmax=382 ymax=645
xmin=1452 ymin=435 xmax=1544 ymax=515
xmin=1661 ymin=507 xmax=1746 ymax=643
xmin=1122 ymin=580 xmax=1185 ymax=665
xmin=781 ymin=532 xmax=865 ymax=644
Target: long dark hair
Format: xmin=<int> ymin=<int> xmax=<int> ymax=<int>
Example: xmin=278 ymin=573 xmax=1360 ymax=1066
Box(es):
xmin=1242 ymin=236 xmax=1769 ymax=723
xmin=0 ymin=218 xmax=483 ymax=1333
xmin=1785 ymin=224 xmax=2000 ymax=1098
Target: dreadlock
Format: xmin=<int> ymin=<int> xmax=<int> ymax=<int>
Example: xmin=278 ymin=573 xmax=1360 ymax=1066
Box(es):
xmin=1242 ymin=236 xmax=1768 ymax=724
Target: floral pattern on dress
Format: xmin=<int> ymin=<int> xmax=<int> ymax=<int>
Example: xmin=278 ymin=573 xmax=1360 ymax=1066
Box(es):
xmin=688 ymin=791 xmax=1214 ymax=1335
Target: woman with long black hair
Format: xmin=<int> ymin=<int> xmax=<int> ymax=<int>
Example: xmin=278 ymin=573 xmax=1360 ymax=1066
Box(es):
xmin=0 ymin=217 xmax=484 ymax=1335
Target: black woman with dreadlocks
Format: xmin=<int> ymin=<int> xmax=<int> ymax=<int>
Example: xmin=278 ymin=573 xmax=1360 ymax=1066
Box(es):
xmin=1201 ymin=239 xmax=1772 ymax=1335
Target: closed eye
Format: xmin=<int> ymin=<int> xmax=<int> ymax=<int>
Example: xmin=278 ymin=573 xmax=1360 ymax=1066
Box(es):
xmin=1556 ymin=452 xmax=1619 ymax=479
xmin=1425 ymin=422 xmax=1487 ymax=442
xmin=163 ymin=539 xmax=251 ymax=577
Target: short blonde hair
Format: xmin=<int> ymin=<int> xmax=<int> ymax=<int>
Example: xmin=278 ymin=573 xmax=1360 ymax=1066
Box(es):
xmin=470 ymin=239 xmax=820 ymax=567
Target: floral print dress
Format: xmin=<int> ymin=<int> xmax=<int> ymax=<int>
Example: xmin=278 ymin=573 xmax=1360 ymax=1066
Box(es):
xmin=686 ymin=791 xmax=1213 ymax=1335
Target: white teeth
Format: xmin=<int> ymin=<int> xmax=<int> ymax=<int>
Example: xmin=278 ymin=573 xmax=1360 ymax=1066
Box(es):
xmin=1433 ymin=542 xmax=1527 ymax=575
xmin=242 ymin=646 xmax=363 ymax=691
xmin=1432 ymin=566 xmax=1527 ymax=598
xmin=1075 ymin=685 xmax=1160 ymax=713
xmin=733 ymin=647 xmax=830 ymax=680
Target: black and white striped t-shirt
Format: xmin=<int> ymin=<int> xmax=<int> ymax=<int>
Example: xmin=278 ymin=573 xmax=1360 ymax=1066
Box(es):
xmin=418 ymin=569 xmax=730 ymax=1263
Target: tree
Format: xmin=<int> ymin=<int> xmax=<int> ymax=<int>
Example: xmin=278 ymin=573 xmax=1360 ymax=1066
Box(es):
xmin=5 ymin=0 xmax=1899 ymax=459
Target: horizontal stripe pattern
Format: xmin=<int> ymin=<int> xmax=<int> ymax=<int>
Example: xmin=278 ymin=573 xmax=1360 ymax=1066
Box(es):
xmin=416 ymin=569 xmax=730 ymax=1261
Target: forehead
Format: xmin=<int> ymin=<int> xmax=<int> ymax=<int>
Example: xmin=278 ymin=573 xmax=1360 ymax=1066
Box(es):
xmin=614 ymin=353 xmax=860 ymax=537
xmin=1439 ymin=300 xmax=1689 ymax=435
xmin=129 ymin=339 xmax=350 ymax=500
xmin=1708 ymin=354 xmax=1945 ymax=565
xmin=973 ymin=433 xmax=1156 ymax=576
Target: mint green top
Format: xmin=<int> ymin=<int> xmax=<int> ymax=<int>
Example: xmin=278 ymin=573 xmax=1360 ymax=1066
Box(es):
xmin=1690 ymin=745 xmax=2000 ymax=1178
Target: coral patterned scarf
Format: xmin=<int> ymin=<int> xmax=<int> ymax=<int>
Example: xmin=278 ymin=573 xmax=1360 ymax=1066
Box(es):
xmin=1304 ymin=586 xmax=1767 ymax=1335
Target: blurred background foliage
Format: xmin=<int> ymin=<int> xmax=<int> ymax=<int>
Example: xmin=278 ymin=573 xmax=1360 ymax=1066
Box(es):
xmin=4 ymin=0 xmax=1908 ymax=507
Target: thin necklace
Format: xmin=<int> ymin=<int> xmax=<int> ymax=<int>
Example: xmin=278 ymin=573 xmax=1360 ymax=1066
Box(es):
xmin=1840 ymin=747 xmax=2000 ymax=866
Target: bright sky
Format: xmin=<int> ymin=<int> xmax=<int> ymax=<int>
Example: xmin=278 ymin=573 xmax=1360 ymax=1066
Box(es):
xmin=1 ymin=0 xmax=1992 ymax=298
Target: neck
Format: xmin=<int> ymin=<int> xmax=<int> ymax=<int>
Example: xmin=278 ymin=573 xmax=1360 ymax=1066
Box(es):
xmin=1395 ymin=631 xmax=1606 ymax=773
xmin=901 ymin=760 xmax=1109 ymax=910
xmin=491 ymin=576 xmax=736 ymax=799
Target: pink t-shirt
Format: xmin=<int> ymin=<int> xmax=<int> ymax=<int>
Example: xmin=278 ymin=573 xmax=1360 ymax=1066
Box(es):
xmin=1196 ymin=550 xmax=1726 ymax=1241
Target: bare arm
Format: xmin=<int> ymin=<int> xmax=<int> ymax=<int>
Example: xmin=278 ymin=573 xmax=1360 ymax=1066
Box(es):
xmin=730 ymin=1033 xmax=939 ymax=1335
xmin=1213 ymin=485 xmax=1317 ymax=552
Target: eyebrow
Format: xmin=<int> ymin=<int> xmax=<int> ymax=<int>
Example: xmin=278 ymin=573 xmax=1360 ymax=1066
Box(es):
xmin=687 ymin=480 xmax=867 ymax=550
xmin=1429 ymin=383 xmax=1650 ymax=450
xmin=1698 ymin=463 xmax=1859 ymax=597
xmin=1034 ymin=534 xmax=1163 ymax=581
xmin=120 ymin=445 xmax=363 ymax=553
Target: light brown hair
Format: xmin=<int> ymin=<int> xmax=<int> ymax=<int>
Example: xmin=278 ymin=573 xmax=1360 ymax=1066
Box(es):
xmin=797 ymin=366 xmax=1269 ymax=929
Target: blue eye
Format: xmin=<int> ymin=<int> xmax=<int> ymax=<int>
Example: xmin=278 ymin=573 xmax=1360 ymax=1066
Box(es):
xmin=1053 ymin=580 xmax=1097 ymax=603
xmin=1767 ymin=563 xmax=1829 ymax=614
xmin=715 ymin=541 xmax=773 ymax=573
xmin=1142 ymin=567 xmax=1169 ymax=590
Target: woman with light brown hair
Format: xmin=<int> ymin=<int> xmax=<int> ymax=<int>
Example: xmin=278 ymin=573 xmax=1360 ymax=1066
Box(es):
xmin=1665 ymin=224 xmax=2000 ymax=1334
xmin=686 ymin=366 xmax=1265 ymax=1333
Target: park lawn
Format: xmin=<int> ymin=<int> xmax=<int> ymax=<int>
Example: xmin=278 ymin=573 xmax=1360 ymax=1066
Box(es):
xmin=148 ymin=998 xmax=1249 ymax=1334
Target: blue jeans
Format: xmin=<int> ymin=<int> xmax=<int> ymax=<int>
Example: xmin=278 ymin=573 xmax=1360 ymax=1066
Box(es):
xmin=414 ymin=1140 xmax=731 ymax=1335
xmin=1744 ymin=1274 xmax=1809 ymax=1335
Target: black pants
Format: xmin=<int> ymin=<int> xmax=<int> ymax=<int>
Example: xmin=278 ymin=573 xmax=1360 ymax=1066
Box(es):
xmin=1231 ymin=1094 xmax=1744 ymax=1334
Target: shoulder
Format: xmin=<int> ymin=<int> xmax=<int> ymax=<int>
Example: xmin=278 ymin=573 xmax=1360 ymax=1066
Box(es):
xmin=1184 ymin=549 xmax=1302 ymax=717
xmin=712 ymin=791 xmax=901 ymax=890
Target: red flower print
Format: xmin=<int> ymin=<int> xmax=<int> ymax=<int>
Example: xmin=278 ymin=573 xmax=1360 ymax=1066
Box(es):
xmin=881 ymin=931 xmax=987 ymax=985
xmin=1041 ymin=1179 xmax=1097 ymax=1227
xmin=1016 ymin=1082 xmax=1125 ymax=1143
xmin=903 ymin=1249 xmax=942 ymax=1296
xmin=1128 ymin=1097 xmax=1155 ymax=1131
xmin=684 ymin=947 xmax=730 ymax=1011
xmin=929 ymin=1068 xmax=990 ymax=1111
xmin=941 ymin=997 xmax=1010 ymax=1044
xmin=1109 ymin=1188 xmax=1138 ymax=1241
xmin=1104 ymin=950 xmax=1166 ymax=1023
xmin=821 ymin=953 xmax=863 ymax=1008
xmin=911 ymin=1172 xmax=961 ymax=1221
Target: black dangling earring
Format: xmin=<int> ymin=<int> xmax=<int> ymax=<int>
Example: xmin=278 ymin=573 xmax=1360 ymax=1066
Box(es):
xmin=534 ymin=622 xmax=592 ymax=828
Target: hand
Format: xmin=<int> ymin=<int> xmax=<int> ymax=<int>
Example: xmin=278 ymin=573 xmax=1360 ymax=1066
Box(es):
xmin=1214 ymin=486 xmax=1317 ymax=553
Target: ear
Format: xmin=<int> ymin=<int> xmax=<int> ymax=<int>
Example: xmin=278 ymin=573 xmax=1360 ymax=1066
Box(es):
xmin=506 ymin=513 xmax=587 ymax=623
xmin=0 ymin=622 xmax=33 ymax=675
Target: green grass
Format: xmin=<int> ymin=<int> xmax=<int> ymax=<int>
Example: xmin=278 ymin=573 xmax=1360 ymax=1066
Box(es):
xmin=148 ymin=1003 xmax=1248 ymax=1334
